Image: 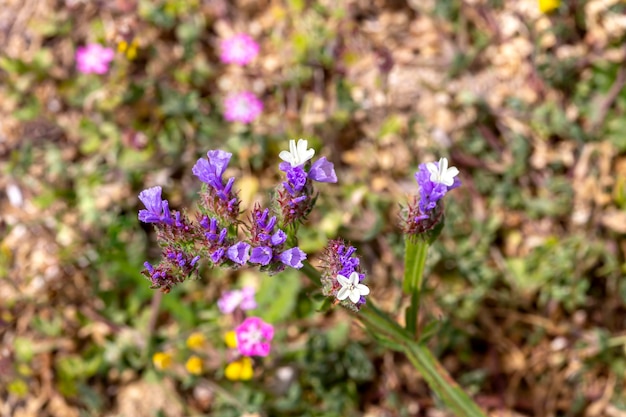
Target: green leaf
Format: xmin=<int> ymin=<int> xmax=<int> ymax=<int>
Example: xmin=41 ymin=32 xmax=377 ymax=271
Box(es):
xmin=253 ymin=269 xmax=302 ymax=323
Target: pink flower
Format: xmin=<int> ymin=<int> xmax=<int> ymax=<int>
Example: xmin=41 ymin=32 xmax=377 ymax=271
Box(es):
xmin=235 ymin=317 xmax=274 ymax=357
xmin=224 ymin=92 xmax=263 ymax=124
xmin=219 ymin=34 xmax=259 ymax=66
xmin=76 ymin=44 xmax=115 ymax=75
xmin=217 ymin=287 xmax=257 ymax=314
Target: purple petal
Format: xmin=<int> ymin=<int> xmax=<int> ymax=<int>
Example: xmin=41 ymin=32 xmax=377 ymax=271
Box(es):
xmin=227 ymin=242 xmax=250 ymax=265
xmin=309 ymin=157 xmax=337 ymax=183
xmin=270 ymin=229 xmax=287 ymax=246
xmin=250 ymin=246 xmax=273 ymax=266
xmin=278 ymin=247 xmax=307 ymax=269
xmin=138 ymin=186 xmax=163 ymax=213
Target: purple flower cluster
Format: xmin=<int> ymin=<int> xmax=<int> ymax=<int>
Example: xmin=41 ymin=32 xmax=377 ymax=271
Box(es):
xmin=192 ymin=150 xmax=240 ymax=223
xmin=143 ymin=248 xmax=200 ymax=293
xmin=277 ymin=139 xmax=337 ymax=226
xmin=319 ymin=239 xmax=369 ymax=312
xmin=200 ymin=216 xmax=250 ymax=266
xmin=247 ymin=205 xmax=306 ymax=274
xmin=403 ymin=158 xmax=461 ymax=235
xmin=138 ymin=145 xmax=321 ymax=292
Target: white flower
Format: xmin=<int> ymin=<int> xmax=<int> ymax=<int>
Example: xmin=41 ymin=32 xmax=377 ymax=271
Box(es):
xmin=336 ymin=271 xmax=370 ymax=304
xmin=279 ymin=139 xmax=315 ymax=167
xmin=426 ymin=157 xmax=459 ymax=187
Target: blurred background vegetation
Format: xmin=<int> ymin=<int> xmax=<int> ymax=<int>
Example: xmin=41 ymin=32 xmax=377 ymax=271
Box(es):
xmin=1 ymin=0 xmax=626 ymax=416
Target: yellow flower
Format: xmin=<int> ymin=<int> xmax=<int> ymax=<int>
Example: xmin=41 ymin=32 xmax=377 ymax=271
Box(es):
xmin=152 ymin=352 xmax=173 ymax=370
xmin=185 ymin=355 xmax=203 ymax=375
xmin=224 ymin=330 xmax=238 ymax=349
xmin=186 ymin=332 xmax=206 ymax=350
xmin=224 ymin=357 xmax=254 ymax=381
xmin=538 ymin=0 xmax=560 ymax=13
xmin=117 ymin=39 xmax=139 ymax=60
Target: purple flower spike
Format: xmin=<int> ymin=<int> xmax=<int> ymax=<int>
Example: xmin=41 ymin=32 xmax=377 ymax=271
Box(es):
xmin=250 ymin=246 xmax=273 ymax=266
xmin=138 ymin=186 xmax=171 ymax=225
xmin=309 ymin=157 xmax=337 ymax=183
xmin=227 ymin=241 xmax=251 ymax=265
xmin=278 ymin=247 xmax=306 ymax=269
xmin=235 ymin=317 xmax=274 ymax=357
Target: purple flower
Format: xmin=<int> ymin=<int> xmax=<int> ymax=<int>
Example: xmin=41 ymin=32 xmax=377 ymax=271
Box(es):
xmin=218 ymin=287 xmax=257 ymax=314
xmin=76 ymin=44 xmax=115 ymax=74
xmin=224 ymin=92 xmax=263 ymax=124
xmin=309 ymin=157 xmax=337 ymax=183
xmin=192 ymin=150 xmax=232 ymax=191
xmin=250 ymin=246 xmax=273 ymax=265
xmin=235 ymin=317 xmax=274 ymax=357
xmin=193 ymin=151 xmax=241 ymax=222
xmin=227 ymin=241 xmax=251 ymax=265
xmin=220 ymin=34 xmax=259 ymax=66
xmin=138 ymin=186 xmax=172 ymax=225
xmin=270 ymin=230 xmax=287 ymax=246
xmin=277 ymin=247 xmax=306 ymax=269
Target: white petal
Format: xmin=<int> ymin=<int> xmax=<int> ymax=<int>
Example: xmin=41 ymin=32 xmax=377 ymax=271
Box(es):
xmin=349 ymin=271 xmax=361 ymax=285
xmin=279 ymin=150 xmax=294 ymax=164
xmin=336 ymin=274 xmax=350 ymax=287
xmin=337 ymin=287 xmax=350 ymax=301
xmin=296 ymin=139 xmax=308 ymax=153
xmin=289 ymin=139 xmax=297 ymax=156
xmin=426 ymin=162 xmax=438 ymax=176
xmin=356 ymin=284 xmax=370 ymax=296
xmin=438 ymin=158 xmax=448 ymax=175
xmin=348 ymin=290 xmax=361 ymax=303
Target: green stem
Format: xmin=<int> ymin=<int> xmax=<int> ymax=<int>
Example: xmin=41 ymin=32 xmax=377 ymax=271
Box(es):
xmin=403 ymin=237 xmax=429 ymax=336
xmin=299 ymin=260 xmax=486 ymax=416
xmin=402 ymin=343 xmax=486 ymax=417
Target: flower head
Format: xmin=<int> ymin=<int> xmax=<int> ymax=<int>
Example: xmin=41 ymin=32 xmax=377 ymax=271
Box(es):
xmin=220 ymin=34 xmax=259 ymax=66
xmin=319 ymin=239 xmax=369 ymax=311
xmin=224 ymin=92 xmax=263 ymax=124
xmin=538 ymin=0 xmax=560 ymax=13
xmin=235 ymin=317 xmax=274 ymax=357
xmin=279 ymin=139 xmax=315 ymax=168
xmin=153 ymin=352 xmax=173 ymax=370
xmin=217 ymin=287 xmax=257 ymax=314
xmin=337 ymin=271 xmax=370 ymax=304
xmin=185 ymin=355 xmax=203 ymax=375
xmin=276 ymin=139 xmax=337 ymax=226
xmin=402 ymin=157 xmax=460 ymax=236
xmin=186 ymin=332 xmax=206 ymax=350
xmin=76 ymin=44 xmax=115 ymax=74
xmin=225 ymin=357 xmax=254 ymax=381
